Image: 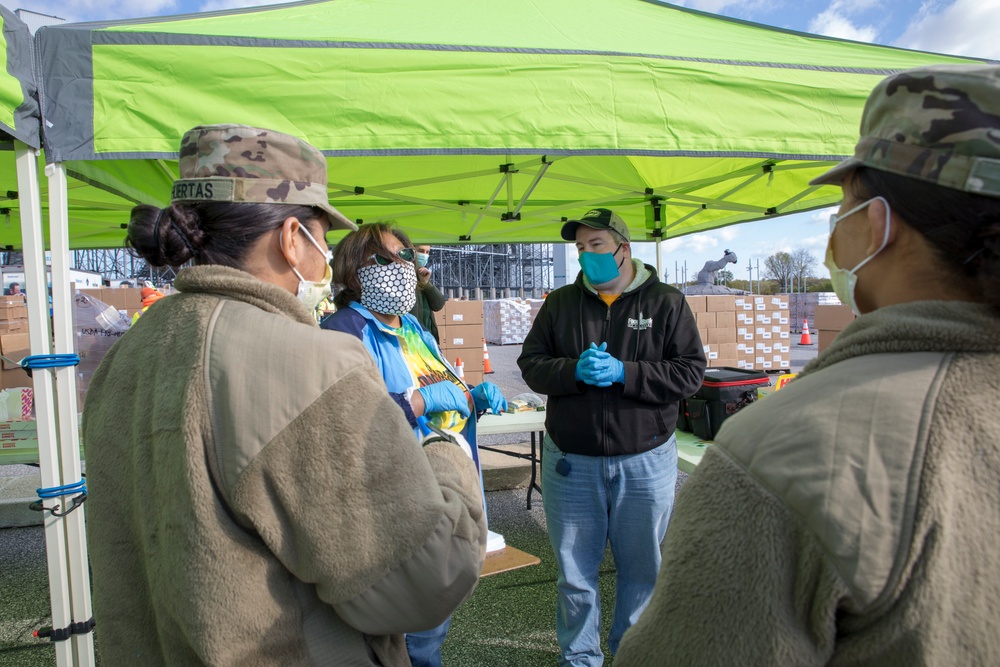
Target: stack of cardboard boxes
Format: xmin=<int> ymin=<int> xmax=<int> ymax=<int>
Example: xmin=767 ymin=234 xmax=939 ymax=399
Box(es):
xmin=0 ymin=295 xmax=31 ymax=389
xmin=435 ymin=301 xmax=486 ymax=386
xmin=77 ymin=286 xmax=143 ymax=322
xmin=814 ymin=304 xmax=855 ymax=353
xmin=483 ymin=299 xmax=543 ymax=345
xmin=688 ymin=295 xmax=791 ymax=371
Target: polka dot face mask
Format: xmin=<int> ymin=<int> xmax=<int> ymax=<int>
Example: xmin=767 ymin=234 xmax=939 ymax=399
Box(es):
xmin=358 ymin=260 xmax=418 ymax=316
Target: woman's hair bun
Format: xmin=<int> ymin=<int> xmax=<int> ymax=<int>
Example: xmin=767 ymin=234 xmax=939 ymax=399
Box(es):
xmin=127 ymin=204 xmax=207 ymax=267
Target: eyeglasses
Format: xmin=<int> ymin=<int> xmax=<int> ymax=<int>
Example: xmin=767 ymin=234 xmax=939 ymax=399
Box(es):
xmin=368 ymin=247 xmax=416 ymax=266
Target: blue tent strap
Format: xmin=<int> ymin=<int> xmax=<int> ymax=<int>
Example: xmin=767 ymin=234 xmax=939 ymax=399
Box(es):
xmin=20 ymin=354 xmax=81 ymax=372
xmin=37 ymin=480 xmax=86 ymax=498
xmin=30 ymin=480 xmax=87 ymax=517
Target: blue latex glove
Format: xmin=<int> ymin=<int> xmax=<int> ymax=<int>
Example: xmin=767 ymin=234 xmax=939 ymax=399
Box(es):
xmin=577 ymin=344 xmax=625 ymax=387
xmin=471 ymin=382 xmax=508 ymax=414
xmin=576 ymin=342 xmax=607 ymax=382
xmin=418 ymin=381 xmax=471 ymax=418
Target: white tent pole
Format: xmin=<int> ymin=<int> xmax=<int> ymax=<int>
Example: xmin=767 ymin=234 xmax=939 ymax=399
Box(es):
xmin=14 ymin=142 xmax=74 ymax=667
xmin=46 ymin=161 xmax=97 ymax=666
xmin=656 ymin=237 xmax=662 ymax=279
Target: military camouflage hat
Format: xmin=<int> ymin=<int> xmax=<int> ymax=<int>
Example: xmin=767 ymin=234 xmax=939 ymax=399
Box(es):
xmin=811 ymin=64 xmax=1000 ymax=198
xmin=172 ymin=124 xmax=357 ymax=230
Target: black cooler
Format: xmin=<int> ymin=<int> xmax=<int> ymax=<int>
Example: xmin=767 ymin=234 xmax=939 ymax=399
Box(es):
xmin=677 ymin=367 xmax=770 ymax=440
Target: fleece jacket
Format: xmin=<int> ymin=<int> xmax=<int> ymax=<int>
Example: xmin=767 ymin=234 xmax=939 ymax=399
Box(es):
xmin=82 ymin=265 xmax=486 ymax=667
xmin=615 ymin=300 xmax=1000 ymax=666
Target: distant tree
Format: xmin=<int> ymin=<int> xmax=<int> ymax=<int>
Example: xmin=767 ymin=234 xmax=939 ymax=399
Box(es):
xmin=790 ymin=249 xmax=817 ymax=291
xmin=716 ymin=269 xmax=734 ymax=285
xmin=763 ymin=251 xmax=793 ymax=291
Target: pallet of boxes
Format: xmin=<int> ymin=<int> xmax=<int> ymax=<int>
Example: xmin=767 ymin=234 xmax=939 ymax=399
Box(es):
xmin=688 ymin=294 xmax=791 ymax=371
xmin=435 ymin=300 xmax=486 ymax=386
xmin=483 ymin=298 xmax=543 ymax=346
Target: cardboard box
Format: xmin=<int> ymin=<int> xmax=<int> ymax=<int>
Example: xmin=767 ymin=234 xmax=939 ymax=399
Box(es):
xmin=707 ymin=327 xmax=737 ymax=344
xmin=818 ymin=329 xmax=841 ymax=353
xmin=0 ymin=305 xmax=27 ymax=320
xmin=814 ymin=305 xmax=855 ymax=331
xmin=433 ymin=309 xmax=448 ymax=327
xmin=0 ymin=320 xmax=26 ymax=334
xmin=0 ymin=295 xmax=25 ymax=307
xmin=719 ymin=343 xmax=738 ymax=359
xmin=684 ymin=295 xmax=707 ymax=313
xmin=449 ymin=352 xmax=484 ymax=374
xmin=438 ymin=324 xmax=484 ymax=349
xmin=101 ymin=288 xmax=128 ymax=310
xmin=0 ymin=367 xmax=32 ymax=389
xmin=695 ymin=311 xmax=717 ymax=329
xmin=705 ymin=296 xmax=736 ymax=312
xmin=443 ymin=300 xmax=484 ymax=324
xmin=0 ymin=333 xmax=30 ymax=370
xmin=463 ymin=370 xmax=485 ymax=386
xmin=715 ymin=311 xmax=736 ymax=329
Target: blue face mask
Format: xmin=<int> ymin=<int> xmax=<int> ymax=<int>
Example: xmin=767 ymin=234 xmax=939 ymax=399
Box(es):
xmin=416 ymin=252 xmax=430 ymax=268
xmin=579 ymin=244 xmax=623 ymax=286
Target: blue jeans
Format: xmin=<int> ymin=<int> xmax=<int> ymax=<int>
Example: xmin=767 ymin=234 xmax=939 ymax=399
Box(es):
xmin=405 ymin=616 xmax=451 ymax=667
xmin=542 ymin=434 xmax=677 ymax=667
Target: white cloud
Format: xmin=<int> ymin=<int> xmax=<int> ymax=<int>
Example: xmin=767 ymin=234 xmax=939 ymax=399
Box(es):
xmin=198 ymin=0 xmax=278 ymax=12
xmin=896 ymin=0 xmax=1000 ymax=60
xmin=669 ymin=0 xmax=785 ymax=16
xmin=807 ymin=1 xmax=879 ymax=42
xmin=13 ymin=0 xmax=179 ymax=23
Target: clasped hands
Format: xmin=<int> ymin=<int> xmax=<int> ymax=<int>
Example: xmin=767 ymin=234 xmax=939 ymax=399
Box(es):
xmin=575 ymin=342 xmax=625 ymax=387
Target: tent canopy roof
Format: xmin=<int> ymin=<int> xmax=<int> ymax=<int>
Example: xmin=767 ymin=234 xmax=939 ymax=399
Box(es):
xmin=18 ymin=0 xmax=988 ymax=247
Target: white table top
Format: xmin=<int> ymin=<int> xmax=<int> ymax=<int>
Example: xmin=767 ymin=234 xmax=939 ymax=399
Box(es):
xmin=477 ymin=410 xmax=546 ymax=436
xmin=477 ymin=409 xmax=711 ymax=473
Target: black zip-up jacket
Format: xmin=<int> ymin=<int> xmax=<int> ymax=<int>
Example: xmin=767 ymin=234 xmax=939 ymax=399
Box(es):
xmin=518 ymin=262 xmax=706 ymax=457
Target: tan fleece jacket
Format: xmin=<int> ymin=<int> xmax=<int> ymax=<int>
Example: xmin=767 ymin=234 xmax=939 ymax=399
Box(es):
xmin=616 ymin=301 xmax=1000 ymax=666
xmin=82 ymin=265 xmax=486 ymax=667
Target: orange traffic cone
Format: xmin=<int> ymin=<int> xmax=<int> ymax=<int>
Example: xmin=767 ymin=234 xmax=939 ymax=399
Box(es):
xmin=454 ymin=357 xmax=465 ymax=379
xmin=483 ymin=339 xmax=494 ymax=374
xmin=799 ymin=318 xmax=813 ymax=345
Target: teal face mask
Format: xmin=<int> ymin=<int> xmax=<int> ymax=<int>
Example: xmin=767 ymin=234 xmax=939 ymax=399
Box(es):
xmin=579 ymin=244 xmax=623 ymax=285
xmin=416 ymin=252 xmax=430 ymax=268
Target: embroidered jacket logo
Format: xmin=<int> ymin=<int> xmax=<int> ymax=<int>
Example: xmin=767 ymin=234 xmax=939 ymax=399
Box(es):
xmin=628 ymin=312 xmax=653 ymax=331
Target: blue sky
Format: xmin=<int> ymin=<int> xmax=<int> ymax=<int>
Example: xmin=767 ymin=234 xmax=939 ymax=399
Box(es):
xmin=14 ymin=0 xmax=999 ymax=281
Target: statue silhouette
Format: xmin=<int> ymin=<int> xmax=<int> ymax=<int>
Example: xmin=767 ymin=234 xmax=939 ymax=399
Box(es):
xmin=685 ymin=249 xmax=745 ymax=295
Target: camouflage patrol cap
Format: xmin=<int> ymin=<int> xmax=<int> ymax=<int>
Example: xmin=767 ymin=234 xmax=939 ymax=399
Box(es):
xmin=172 ymin=124 xmax=357 ymax=230
xmin=811 ymin=64 xmax=1000 ymax=198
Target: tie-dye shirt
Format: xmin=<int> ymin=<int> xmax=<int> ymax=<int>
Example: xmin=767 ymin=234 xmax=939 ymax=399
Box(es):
xmin=387 ymin=318 xmax=472 ymax=435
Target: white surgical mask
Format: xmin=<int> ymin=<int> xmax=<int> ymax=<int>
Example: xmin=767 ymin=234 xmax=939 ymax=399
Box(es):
xmin=280 ymin=224 xmax=333 ymax=311
xmin=359 ymin=260 xmax=418 ymax=316
xmin=823 ymin=196 xmax=891 ymax=316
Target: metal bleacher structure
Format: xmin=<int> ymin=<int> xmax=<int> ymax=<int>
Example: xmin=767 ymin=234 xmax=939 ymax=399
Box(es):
xmin=17 ymin=243 xmax=556 ymax=298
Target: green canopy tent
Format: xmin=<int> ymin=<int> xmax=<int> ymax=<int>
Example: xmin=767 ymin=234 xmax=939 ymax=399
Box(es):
xmin=1 ymin=7 xmax=94 ymax=667
xmin=34 ymin=0 xmax=986 ymax=251
xmin=22 ymin=3 xmax=989 ymax=665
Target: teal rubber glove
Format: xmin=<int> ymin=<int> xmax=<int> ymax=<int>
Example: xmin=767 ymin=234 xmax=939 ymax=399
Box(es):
xmin=418 ymin=381 xmax=471 ymax=418
xmin=471 ymin=382 xmax=508 ymax=414
xmin=576 ymin=342 xmax=607 ymax=383
xmin=577 ymin=343 xmax=625 ymax=387
xmin=589 ymin=355 xmax=625 ymax=385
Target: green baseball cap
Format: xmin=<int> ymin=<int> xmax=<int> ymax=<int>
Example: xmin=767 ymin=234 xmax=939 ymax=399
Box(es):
xmin=811 ymin=64 xmax=1000 ymax=198
xmin=561 ymin=208 xmax=631 ymax=242
xmin=172 ymin=124 xmax=357 ymax=230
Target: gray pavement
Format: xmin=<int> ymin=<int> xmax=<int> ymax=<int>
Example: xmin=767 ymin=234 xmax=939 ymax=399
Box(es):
xmin=0 ymin=340 xmax=818 ymax=666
